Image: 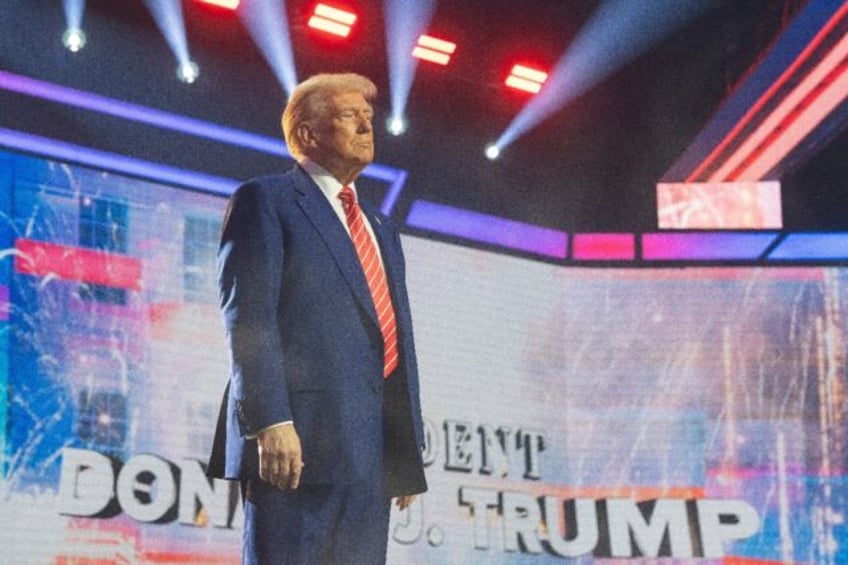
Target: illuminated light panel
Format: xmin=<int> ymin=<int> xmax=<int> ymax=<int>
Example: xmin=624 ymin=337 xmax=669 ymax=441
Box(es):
xmin=657 ymin=181 xmax=782 ymax=229
xmin=0 ymin=128 xmax=239 ymax=195
xmin=642 ymin=232 xmax=778 ymax=261
xmin=768 ymin=233 xmax=848 ymax=261
xmin=194 ymin=0 xmax=239 ymax=8
xmin=308 ymin=4 xmax=357 ymax=38
xmin=572 ymin=233 xmax=635 ymax=260
xmin=505 ymin=64 xmax=548 ymax=93
xmin=412 ymin=34 xmax=456 ymax=65
xmin=14 ymin=238 xmax=142 ymax=290
xmin=405 ymin=200 xmax=568 ymax=259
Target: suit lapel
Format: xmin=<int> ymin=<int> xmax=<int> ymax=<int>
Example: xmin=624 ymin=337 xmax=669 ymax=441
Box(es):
xmin=291 ymin=166 xmax=380 ymax=330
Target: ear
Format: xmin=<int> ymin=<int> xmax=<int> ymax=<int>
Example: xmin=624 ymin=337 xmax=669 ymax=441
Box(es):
xmin=296 ymin=122 xmax=318 ymax=151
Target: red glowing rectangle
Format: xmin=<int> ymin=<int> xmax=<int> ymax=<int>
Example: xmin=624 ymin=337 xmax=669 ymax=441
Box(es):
xmin=195 ymin=0 xmax=239 ymax=8
xmin=14 ymin=238 xmax=142 ymax=291
xmin=412 ymin=47 xmax=450 ymax=65
xmin=412 ymin=35 xmax=457 ymax=65
xmin=506 ymin=64 xmax=548 ymax=93
xmin=572 ymin=233 xmax=635 ymax=260
xmin=511 ymin=64 xmax=548 ymax=83
xmin=308 ymin=4 xmax=356 ymax=37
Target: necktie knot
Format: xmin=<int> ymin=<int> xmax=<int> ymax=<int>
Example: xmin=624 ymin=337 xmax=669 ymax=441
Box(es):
xmin=339 ymin=186 xmax=356 ymax=211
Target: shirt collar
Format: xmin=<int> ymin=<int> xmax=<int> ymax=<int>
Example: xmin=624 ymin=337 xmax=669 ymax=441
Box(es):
xmin=300 ymin=159 xmax=358 ymax=202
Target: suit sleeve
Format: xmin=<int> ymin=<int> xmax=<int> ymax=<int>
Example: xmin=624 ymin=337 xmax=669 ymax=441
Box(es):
xmin=217 ymin=181 xmax=292 ymax=437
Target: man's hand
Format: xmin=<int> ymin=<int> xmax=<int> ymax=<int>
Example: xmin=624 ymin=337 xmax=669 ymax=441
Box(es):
xmin=395 ymin=495 xmax=417 ymax=510
xmin=257 ymin=424 xmax=303 ymax=490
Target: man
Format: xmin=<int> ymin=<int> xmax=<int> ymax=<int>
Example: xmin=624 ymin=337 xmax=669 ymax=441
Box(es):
xmin=207 ymin=73 xmax=427 ymax=564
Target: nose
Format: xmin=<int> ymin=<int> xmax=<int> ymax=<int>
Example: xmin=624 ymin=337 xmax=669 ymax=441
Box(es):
xmin=357 ymin=116 xmax=372 ymax=134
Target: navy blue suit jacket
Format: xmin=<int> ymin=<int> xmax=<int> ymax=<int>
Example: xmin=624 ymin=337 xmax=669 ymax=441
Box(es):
xmin=208 ymin=165 xmax=426 ymax=496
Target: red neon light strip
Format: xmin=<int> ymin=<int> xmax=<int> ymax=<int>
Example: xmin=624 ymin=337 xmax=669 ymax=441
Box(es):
xmin=719 ymin=33 xmax=848 ymax=181
xmin=505 ymin=75 xmax=543 ymax=93
xmin=686 ymin=2 xmax=848 ymax=182
xmin=412 ymin=47 xmax=450 ymax=65
xmin=511 ymin=64 xmax=548 ymax=83
xmin=194 ymin=0 xmax=239 ymax=8
xmin=14 ymin=238 xmax=142 ymax=291
xmin=733 ymin=58 xmax=848 ymax=180
xmin=308 ymin=16 xmax=352 ymax=37
xmin=417 ymin=35 xmax=456 ymax=54
xmin=314 ymin=3 xmax=356 ymax=25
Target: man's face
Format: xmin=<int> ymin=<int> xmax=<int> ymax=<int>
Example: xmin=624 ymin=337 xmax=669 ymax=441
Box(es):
xmin=309 ymin=91 xmax=375 ymax=180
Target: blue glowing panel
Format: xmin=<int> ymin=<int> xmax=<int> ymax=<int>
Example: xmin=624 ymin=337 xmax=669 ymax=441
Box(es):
xmin=0 ymin=70 xmax=410 ymax=216
xmin=642 ymin=232 xmax=779 ymax=261
xmin=0 ymin=128 xmax=239 ymax=195
xmin=572 ymin=233 xmax=635 ymax=260
xmin=768 ymin=233 xmax=848 ymax=261
xmin=405 ymin=200 xmax=568 ymax=259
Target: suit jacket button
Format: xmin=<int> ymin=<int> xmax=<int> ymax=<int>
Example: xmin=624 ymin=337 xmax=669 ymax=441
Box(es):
xmin=372 ymin=383 xmax=382 ymax=394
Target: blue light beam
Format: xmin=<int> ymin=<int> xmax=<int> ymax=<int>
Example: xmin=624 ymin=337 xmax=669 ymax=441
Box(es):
xmin=63 ymin=0 xmax=87 ymax=51
xmin=143 ymin=0 xmax=198 ymax=80
xmin=384 ymin=0 xmax=438 ymax=128
xmin=63 ymin=0 xmax=85 ymax=31
xmin=239 ymin=0 xmax=298 ymax=97
xmin=496 ymin=0 xmax=718 ymax=151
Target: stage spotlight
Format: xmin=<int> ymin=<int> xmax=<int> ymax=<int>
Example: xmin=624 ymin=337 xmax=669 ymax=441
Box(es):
xmin=495 ymin=0 xmax=717 ymax=151
xmin=143 ymin=0 xmax=200 ymax=84
xmin=177 ymin=60 xmax=200 ymax=83
xmin=384 ymin=0 xmax=437 ymax=151
xmin=387 ymin=116 xmax=407 ymax=136
xmin=485 ymin=144 xmax=501 ymax=160
xmin=412 ymin=35 xmax=457 ymax=66
xmin=308 ymin=4 xmax=357 ymax=38
xmin=505 ymin=64 xmax=548 ymax=94
xmin=239 ymin=0 xmax=298 ymax=97
xmin=63 ymin=0 xmax=87 ymax=51
xmin=62 ymin=28 xmax=87 ymax=52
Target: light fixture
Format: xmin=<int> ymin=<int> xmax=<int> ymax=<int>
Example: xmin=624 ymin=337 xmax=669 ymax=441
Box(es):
xmin=412 ymin=34 xmax=456 ymax=66
xmin=176 ymin=61 xmax=200 ymax=83
xmin=143 ymin=0 xmax=200 ymax=84
xmin=308 ymin=4 xmax=357 ymax=38
xmin=62 ymin=0 xmax=87 ymax=52
xmin=194 ymin=0 xmax=239 ymax=8
xmin=505 ymin=64 xmax=548 ymax=94
xmin=387 ymin=116 xmax=407 ymax=136
xmin=62 ymin=28 xmax=87 ymax=52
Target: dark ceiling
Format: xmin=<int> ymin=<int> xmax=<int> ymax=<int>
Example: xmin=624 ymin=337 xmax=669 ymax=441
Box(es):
xmin=1 ymin=0 xmax=845 ymax=232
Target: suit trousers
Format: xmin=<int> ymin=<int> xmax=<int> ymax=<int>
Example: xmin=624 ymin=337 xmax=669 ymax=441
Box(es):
xmin=242 ymin=475 xmax=391 ymax=565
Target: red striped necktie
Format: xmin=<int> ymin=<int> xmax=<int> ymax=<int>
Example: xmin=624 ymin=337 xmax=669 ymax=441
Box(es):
xmin=339 ymin=186 xmax=398 ymax=378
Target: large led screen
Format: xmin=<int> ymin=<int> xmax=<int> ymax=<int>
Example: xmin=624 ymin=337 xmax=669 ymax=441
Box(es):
xmin=0 ymin=148 xmax=845 ymax=563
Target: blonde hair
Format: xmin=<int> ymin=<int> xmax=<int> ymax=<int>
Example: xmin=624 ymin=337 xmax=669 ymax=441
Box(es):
xmin=282 ymin=73 xmax=378 ymax=161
